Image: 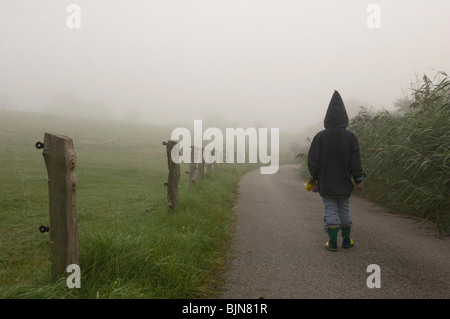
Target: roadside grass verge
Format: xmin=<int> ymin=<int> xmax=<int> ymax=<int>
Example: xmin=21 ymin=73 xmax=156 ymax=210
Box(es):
xmin=0 ymin=111 xmax=256 ymax=298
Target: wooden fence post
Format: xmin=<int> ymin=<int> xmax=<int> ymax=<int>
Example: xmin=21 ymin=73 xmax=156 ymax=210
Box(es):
xmin=40 ymin=133 xmax=79 ymax=281
xmin=165 ymin=140 xmax=180 ymax=208
xmin=205 ymin=149 xmax=211 ymax=174
xmin=211 ymin=149 xmax=218 ymax=172
xmin=198 ymin=147 xmax=205 ymax=180
xmin=189 ymin=146 xmax=197 ymax=188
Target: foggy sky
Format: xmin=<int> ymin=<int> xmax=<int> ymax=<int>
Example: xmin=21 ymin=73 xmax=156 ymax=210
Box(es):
xmin=1 ymin=0 xmax=450 ymax=132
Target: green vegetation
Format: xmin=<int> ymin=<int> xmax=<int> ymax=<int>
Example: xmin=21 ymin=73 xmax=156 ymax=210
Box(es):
xmin=350 ymin=72 xmax=450 ymax=234
xmin=0 ymin=111 xmax=256 ymax=298
xmin=299 ymin=71 xmax=450 ymax=234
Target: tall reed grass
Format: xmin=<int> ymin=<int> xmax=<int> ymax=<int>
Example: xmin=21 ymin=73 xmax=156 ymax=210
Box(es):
xmin=349 ymin=71 xmax=450 ymax=233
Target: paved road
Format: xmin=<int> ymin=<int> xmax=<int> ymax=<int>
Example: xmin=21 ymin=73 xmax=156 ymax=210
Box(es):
xmin=220 ymin=165 xmax=450 ymax=298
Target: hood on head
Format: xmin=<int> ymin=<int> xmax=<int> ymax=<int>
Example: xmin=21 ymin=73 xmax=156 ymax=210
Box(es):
xmin=324 ymin=90 xmax=349 ymax=128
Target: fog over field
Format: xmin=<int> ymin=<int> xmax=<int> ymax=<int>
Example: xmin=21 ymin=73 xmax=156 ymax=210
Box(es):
xmin=1 ymin=0 xmax=449 ymax=135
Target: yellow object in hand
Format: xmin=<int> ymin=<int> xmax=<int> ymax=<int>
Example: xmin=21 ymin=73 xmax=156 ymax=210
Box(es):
xmin=305 ymin=179 xmax=315 ymax=192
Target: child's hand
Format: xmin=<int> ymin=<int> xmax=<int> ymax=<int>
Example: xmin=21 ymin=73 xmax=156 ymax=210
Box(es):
xmin=356 ymin=182 xmax=364 ymax=190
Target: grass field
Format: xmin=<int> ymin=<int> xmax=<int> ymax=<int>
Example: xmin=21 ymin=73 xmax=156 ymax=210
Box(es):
xmin=0 ymin=111 xmax=261 ymax=298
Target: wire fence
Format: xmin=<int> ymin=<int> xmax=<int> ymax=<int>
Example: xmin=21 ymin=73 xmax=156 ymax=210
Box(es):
xmin=0 ymin=137 xmax=228 ymax=263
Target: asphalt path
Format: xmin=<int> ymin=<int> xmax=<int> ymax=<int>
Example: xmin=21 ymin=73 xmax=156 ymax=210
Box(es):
xmin=220 ymin=165 xmax=450 ymax=298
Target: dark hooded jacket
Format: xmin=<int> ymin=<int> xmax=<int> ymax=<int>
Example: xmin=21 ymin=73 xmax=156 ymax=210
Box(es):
xmin=307 ymin=91 xmax=365 ymax=197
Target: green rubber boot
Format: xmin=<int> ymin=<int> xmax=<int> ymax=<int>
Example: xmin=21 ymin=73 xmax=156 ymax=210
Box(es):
xmin=325 ymin=226 xmax=338 ymax=251
xmin=341 ymin=226 xmax=354 ymax=248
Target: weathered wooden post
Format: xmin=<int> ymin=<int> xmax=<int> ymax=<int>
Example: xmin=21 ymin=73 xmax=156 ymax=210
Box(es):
xmin=211 ymin=149 xmax=218 ymax=172
xmin=205 ymin=149 xmax=211 ymax=174
xmin=189 ymin=146 xmax=197 ymax=188
xmin=165 ymin=140 xmax=180 ymax=208
xmin=198 ymin=147 xmax=205 ymax=180
xmin=38 ymin=133 xmax=79 ymax=282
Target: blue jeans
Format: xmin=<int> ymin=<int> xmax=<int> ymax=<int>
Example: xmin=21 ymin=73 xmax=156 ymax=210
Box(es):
xmin=322 ymin=197 xmax=352 ymax=232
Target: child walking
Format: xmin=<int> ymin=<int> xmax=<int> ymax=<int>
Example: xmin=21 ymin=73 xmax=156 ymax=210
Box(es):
xmin=307 ymin=90 xmax=366 ymax=251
